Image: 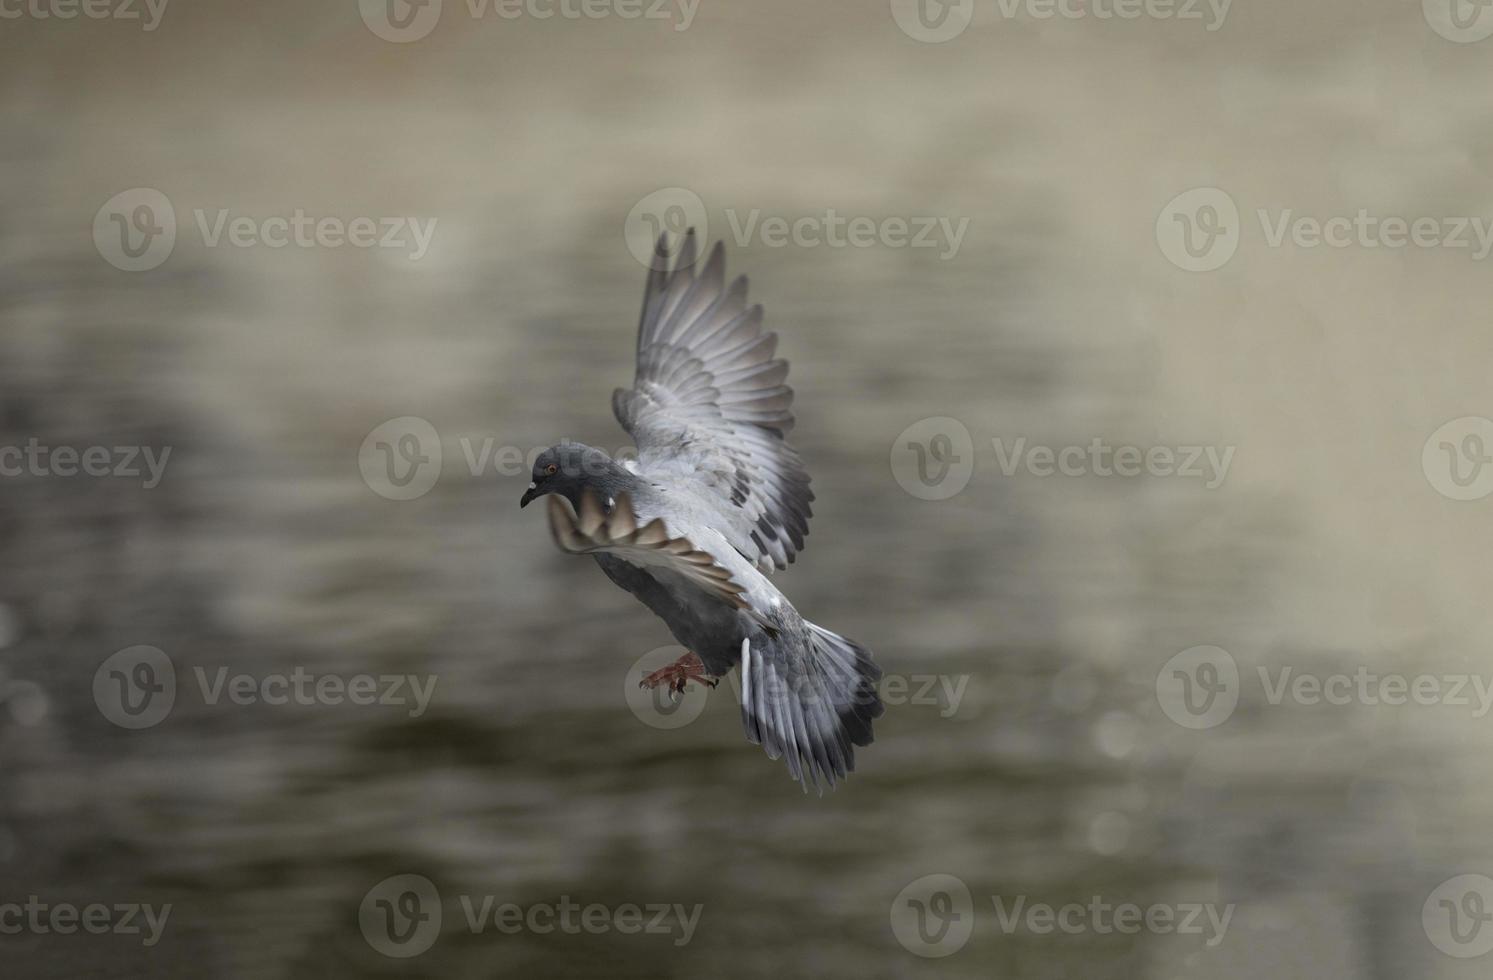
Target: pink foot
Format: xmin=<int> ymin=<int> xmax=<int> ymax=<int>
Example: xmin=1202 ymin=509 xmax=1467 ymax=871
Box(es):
xmin=640 ymin=651 xmax=718 ymax=695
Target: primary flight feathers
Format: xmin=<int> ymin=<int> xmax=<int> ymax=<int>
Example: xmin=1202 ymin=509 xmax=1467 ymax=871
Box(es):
xmin=613 ymin=230 xmax=815 ymax=573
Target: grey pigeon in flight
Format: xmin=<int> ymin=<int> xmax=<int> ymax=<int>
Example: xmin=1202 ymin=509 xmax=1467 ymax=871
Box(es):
xmin=520 ymin=230 xmax=883 ymax=791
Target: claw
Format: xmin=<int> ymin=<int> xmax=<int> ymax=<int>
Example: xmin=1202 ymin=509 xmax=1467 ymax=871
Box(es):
xmin=639 ymin=650 xmax=718 ymax=695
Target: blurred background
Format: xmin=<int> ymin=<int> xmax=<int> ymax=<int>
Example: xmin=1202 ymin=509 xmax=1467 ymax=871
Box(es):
xmin=3 ymin=0 xmax=1493 ymax=976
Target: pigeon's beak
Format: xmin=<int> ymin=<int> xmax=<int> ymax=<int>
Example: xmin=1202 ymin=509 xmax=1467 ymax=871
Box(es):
xmin=519 ymin=483 xmax=539 ymax=508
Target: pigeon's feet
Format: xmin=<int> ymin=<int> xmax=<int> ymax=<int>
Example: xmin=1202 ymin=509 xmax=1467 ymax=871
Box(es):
xmin=640 ymin=651 xmax=718 ymax=696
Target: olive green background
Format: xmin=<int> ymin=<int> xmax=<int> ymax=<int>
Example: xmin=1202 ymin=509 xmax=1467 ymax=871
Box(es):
xmin=1 ymin=1 xmax=1490 ymax=977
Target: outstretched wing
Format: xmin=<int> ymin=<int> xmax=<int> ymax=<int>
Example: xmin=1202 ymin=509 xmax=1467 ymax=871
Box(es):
xmin=612 ymin=230 xmax=814 ymax=573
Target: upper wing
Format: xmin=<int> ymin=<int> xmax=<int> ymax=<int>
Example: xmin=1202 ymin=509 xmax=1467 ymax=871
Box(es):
xmin=612 ymin=230 xmax=814 ymax=573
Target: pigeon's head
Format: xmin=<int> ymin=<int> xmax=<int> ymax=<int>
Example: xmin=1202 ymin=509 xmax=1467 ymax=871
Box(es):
xmin=520 ymin=442 xmax=612 ymax=508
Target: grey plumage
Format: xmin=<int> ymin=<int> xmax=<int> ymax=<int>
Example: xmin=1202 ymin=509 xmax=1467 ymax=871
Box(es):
xmin=613 ymin=230 xmax=814 ymax=573
xmin=547 ymin=490 xmax=750 ymax=613
xmin=524 ymin=231 xmax=883 ymax=791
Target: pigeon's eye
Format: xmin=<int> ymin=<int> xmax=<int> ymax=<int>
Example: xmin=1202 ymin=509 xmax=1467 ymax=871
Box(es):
xmin=545 ymin=464 xmax=558 ymax=476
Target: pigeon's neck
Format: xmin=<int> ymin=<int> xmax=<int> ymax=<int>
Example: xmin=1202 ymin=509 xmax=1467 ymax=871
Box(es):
xmin=561 ymin=454 xmax=637 ymax=510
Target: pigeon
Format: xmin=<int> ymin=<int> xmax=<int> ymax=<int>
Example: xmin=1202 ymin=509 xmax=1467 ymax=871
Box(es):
xmin=520 ymin=230 xmax=884 ymax=792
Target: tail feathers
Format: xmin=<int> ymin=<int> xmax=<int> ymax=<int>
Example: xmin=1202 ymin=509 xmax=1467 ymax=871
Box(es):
xmin=738 ymin=625 xmax=884 ymax=794
xmin=808 ymin=623 xmax=884 ymax=749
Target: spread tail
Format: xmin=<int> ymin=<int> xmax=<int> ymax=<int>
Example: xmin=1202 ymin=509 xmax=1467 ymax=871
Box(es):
xmin=738 ymin=623 xmax=884 ymax=793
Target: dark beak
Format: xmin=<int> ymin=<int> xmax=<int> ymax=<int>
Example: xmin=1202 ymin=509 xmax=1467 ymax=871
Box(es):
xmin=519 ymin=484 xmax=539 ymax=508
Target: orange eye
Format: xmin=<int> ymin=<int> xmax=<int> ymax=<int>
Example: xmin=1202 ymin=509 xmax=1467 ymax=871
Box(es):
xmin=545 ymin=464 xmax=558 ymax=476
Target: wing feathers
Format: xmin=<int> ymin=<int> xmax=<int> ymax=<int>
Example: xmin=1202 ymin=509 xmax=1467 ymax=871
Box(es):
xmin=547 ymin=491 xmax=751 ymax=610
xmin=615 ymin=232 xmax=815 ymax=572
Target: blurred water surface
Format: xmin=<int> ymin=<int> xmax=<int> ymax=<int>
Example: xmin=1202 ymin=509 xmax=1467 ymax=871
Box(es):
xmin=2 ymin=2 xmax=1491 ymax=978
